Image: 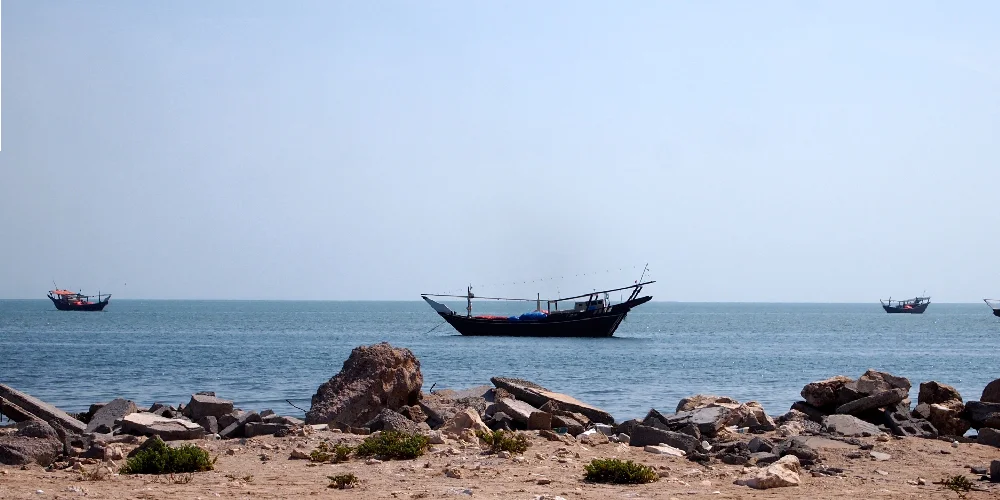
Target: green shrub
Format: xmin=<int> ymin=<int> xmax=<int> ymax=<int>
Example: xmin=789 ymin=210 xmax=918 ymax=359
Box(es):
xmin=354 ymin=431 xmax=429 ymax=460
xmin=937 ymin=475 xmax=973 ymax=499
xmin=328 ymin=473 xmax=359 ymax=489
xmin=310 ymin=441 xmax=352 ymax=463
xmin=476 ymin=429 xmax=530 ymax=454
xmin=119 ymin=437 xmax=216 ymax=475
xmin=584 ymin=458 xmax=659 ymax=484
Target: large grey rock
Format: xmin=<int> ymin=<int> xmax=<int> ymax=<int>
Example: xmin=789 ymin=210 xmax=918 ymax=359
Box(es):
xmin=0 ymin=436 xmax=61 ymax=465
xmin=920 ymin=402 xmax=970 ymax=437
xmin=183 ymin=394 xmax=234 ymax=421
xmin=978 ymin=428 xmax=1000 ymax=448
xmin=835 ymin=388 xmax=908 ymax=415
xmin=491 ymin=377 xmax=614 ymax=425
xmin=86 ymin=398 xmax=138 ymax=433
xmin=219 ymin=411 xmax=262 ymax=439
xmin=771 ymin=436 xmax=820 ymax=461
xmin=735 ymin=455 xmax=801 ymax=489
xmin=964 ymin=401 xmax=1000 ymax=428
xmin=244 ymin=422 xmax=289 ymax=438
xmin=822 ymin=414 xmax=883 ymax=437
xmin=306 ymin=342 xmax=422 ymax=426
xmin=724 ymin=402 xmax=777 ymax=432
xmin=801 ymin=376 xmax=854 ymax=410
xmin=991 ymin=460 xmax=1000 ymax=483
xmin=855 ymin=370 xmax=910 ymax=395
xmin=982 ymin=379 xmax=1000 ymax=404
xmin=788 ymin=401 xmax=827 ymax=422
xmin=196 ymin=416 xmax=219 ymax=435
xmin=628 ymin=424 xmax=700 ymax=453
xmin=918 ymin=381 xmax=962 ymax=406
xmin=0 ymin=384 xmax=86 ymax=435
xmin=675 ymin=394 xmax=740 ymax=412
xmin=643 ymin=406 xmax=729 ymax=438
xmin=365 ymin=408 xmax=419 ymax=433
xmin=121 ymin=413 xmax=205 ymax=440
xmin=496 ymin=398 xmax=551 ymax=430
xmin=14 ymin=420 xmax=59 ymax=440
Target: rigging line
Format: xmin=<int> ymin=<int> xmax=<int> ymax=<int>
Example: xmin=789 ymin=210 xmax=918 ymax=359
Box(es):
xmin=286 ymin=399 xmax=308 ymax=413
xmin=423 ymin=321 xmax=447 ymax=335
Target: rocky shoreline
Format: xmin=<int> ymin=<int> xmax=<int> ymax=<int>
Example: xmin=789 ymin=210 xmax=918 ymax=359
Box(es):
xmin=2 ymin=341 xmax=1000 ymax=498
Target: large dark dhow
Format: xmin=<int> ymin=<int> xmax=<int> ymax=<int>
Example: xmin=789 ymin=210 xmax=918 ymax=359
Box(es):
xmin=47 ymin=288 xmax=111 ymax=311
xmin=880 ymin=295 xmax=929 ymax=314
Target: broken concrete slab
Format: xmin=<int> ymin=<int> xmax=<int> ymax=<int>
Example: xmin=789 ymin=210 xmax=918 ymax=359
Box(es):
xmin=219 ymin=411 xmax=262 ymax=439
xmin=490 ymin=377 xmax=614 ymax=425
xmin=85 ymin=398 xmax=138 ymax=434
xmin=183 ymin=394 xmax=234 ymax=421
xmin=835 ymin=388 xmax=908 ymax=415
xmin=822 ymin=414 xmax=884 ymax=437
xmin=0 ymin=384 xmax=86 ymax=435
xmin=496 ymin=398 xmax=551 ymax=430
xmin=628 ymin=424 xmax=700 ymax=453
xmin=121 ymin=413 xmax=205 ymax=440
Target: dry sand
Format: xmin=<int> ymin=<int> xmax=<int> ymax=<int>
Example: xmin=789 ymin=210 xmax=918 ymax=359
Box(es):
xmin=1 ymin=430 xmax=999 ymax=499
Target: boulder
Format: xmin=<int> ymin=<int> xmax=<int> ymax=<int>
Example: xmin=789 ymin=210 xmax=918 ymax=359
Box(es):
xmin=855 ymin=370 xmax=910 ymax=395
xmin=0 ymin=384 xmax=86 ymax=435
xmin=801 ymin=376 xmax=854 ymax=410
xmin=788 ymin=402 xmax=826 ymax=422
xmin=86 ymin=398 xmax=138 ymax=434
xmin=14 ymin=420 xmax=59 ymax=440
xmin=882 ymin=404 xmax=937 ymax=438
xmin=305 ymin=343 xmax=422 ymax=427
xmin=628 ymin=424 xmax=700 ymax=453
xmin=978 ymin=428 xmax=1000 ymax=448
xmin=183 ymin=394 xmax=234 ymax=421
xmin=551 ymin=414 xmax=585 ymax=436
xmin=440 ymin=408 xmax=489 ymax=436
xmin=748 ymin=436 xmax=774 ymax=453
xmin=982 ymin=379 xmax=1000 ymax=404
xmin=495 ymin=398 xmax=550 ymax=430
xmin=418 ymin=394 xmax=487 ymax=429
xmin=490 ymin=377 xmax=614 ymax=425
xmin=918 ymin=381 xmax=962 ymax=406
xmin=991 ymin=460 xmax=1000 ymax=483
xmin=923 ymin=402 xmax=971 ymax=437
xmin=964 ymin=401 xmax=1000 ymax=429
xmin=645 ymin=444 xmax=685 ymax=457
xmin=487 ymin=411 xmax=513 ymax=431
xmin=366 ymin=408 xmax=420 ymax=434
xmin=219 ymin=411 xmax=262 ymax=439
xmin=835 ymin=388 xmax=908 ymax=416
xmin=771 ymin=436 xmax=820 ymax=461
xmin=724 ymin=402 xmax=777 ymax=432
xmin=736 ymin=455 xmax=801 ymax=489
xmin=244 ymin=422 xmax=287 ymax=438
xmin=196 ymin=416 xmax=219 ymax=435
xmin=121 ymin=413 xmax=205 ymax=440
xmin=643 ymin=407 xmax=729 ymax=438
xmin=822 ymin=414 xmax=883 ymax=437
xmin=399 ymin=405 xmax=428 ymax=424
xmin=675 ymin=394 xmax=740 ymax=412
xmin=0 ymin=436 xmax=61 ymax=466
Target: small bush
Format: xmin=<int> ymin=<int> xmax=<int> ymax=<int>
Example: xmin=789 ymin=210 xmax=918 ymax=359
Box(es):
xmin=311 ymin=441 xmax=352 ymax=463
xmin=355 ymin=431 xmax=429 ymax=460
xmin=119 ymin=437 xmax=216 ymax=475
xmin=937 ymin=475 xmax=973 ymax=499
xmin=584 ymin=458 xmax=659 ymax=484
xmin=476 ymin=429 xmax=530 ymax=454
xmin=328 ymin=473 xmax=359 ymax=489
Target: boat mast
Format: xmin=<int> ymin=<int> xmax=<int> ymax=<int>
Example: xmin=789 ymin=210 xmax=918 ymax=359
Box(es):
xmin=466 ymin=285 xmax=473 ymax=318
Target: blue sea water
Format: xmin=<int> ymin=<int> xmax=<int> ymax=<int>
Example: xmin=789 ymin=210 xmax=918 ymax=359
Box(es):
xmin=1 ymin=300 xmax=997 ymax=422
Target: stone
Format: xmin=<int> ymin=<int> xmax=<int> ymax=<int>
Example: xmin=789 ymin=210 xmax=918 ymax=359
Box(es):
xmin=771 ymin=436 xmax=820 ymax=461
xmin=964 ymin=401 xmax=1000 ymax=428
xmin=643 ymin=406 xmax=729 ymax=438
xmin=487 ymin=412 xmax=513 ymax=431
xmin=440 ymin=408 xmax=490 ymax=436
xmin=990 ymin=460 xmax=1000 ymax=483
xmin=196 ymin=416 xmax=219 ymax=435
xmin=14 ymin=421 xmax=58 ymax=440
xmin=365 ymin=408 xmax=419 ymax=434
xmin=982 ymin=379 xmax=1000 ymax=404
xmin=628 ymin=425 xmax=700 ymax=454
xmin=835 ymin=388 xmax=908 ymax=416
xmin=0 ymin=384 xmax=87 ymax=435
xmin=855 ymin=370 xmax=910 ymax=396
xmin=495 ymin=398 xmax=551 ymax=430
xmin=183 ymin=394 xmax=234 ymax=421
xmin=748 ymin=436 xmax=774 ymax=454
xmin=724 ymin=402 xmax=776 ymax=432
xmin=822 ymin=414 xmax=884 ymax=437
xmin=219 ymin=411 xmax=262 ymax=439
xmin=86 ymin=399 xmax=137 ymax=434
xmin=491 ymin=377 xmax=613 ymax=425
xmin=580 ymin=431 xmax=609 ymax=446
xmin=0 ymin=436 xmax=61 ymax=466
xmin=644 ymin=444 xmax=685 ymax=457
xmin=882 ymin=405 xmax=937 ymax=438
xmin=925 ymin=402 xmax=971 ymax=437
xmin=977 ymin=428 xmax=1000 ymax=448
xmin=675 ymin=394 xmax=740 ymax=412
xmin=788 ymin=401 xmax=826 ymax=422
xmin=305 ymin=343 xmax=423 ymax=426
xmin=398 ymin=405 xmax=427 ymax=424
xmin=801 ymin=376 xmax=854 ymax=410
xmin=121 ymin=413 xmax=205 ymax=440
xmin=736 ymin=455 xmax=801 ymax=489
xmin=918 ymin=381 xmax=962 ymax=406
xmin=417 ymin=394 xmax=486 ymax=429
xmin=869 ymin=451 xmax=890 ymax=461
xmin=244 ymin=422 xmax=286 ymax=438
xmin=290 ymin=448 xmax=310 ymax=460
xmin=550 ymin=414 xmax=585 ymax=436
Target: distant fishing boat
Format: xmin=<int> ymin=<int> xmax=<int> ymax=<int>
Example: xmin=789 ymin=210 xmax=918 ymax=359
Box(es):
xmin=984 ymin=299 xmax=1000 ymax=317
xmin=421 ymin=269 xmax=654 ymax=338
xmin=47 ymin=288 xmax=111 ymax=311
xmin=880 ymin=296 xmax=929 ymax=314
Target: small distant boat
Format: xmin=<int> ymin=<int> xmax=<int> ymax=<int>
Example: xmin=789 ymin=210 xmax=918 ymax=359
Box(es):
xmin=48 ymin=288 xmax=111 ymax=311
xmin=880 ymin=296 xmax=930 ymax=314
xmin=984 ymin=299 xmax=1000 ymax=317
xmin=421 ymin=274 xmax=654 ymax=338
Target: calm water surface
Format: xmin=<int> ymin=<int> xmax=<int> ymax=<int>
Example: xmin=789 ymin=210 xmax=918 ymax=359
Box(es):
xmin=1 ymin=300 xmax=997 ymax=421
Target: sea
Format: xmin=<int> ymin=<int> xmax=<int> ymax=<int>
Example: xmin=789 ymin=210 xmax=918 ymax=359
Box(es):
xmin=1 ymin=300 xmax=997 ymax=422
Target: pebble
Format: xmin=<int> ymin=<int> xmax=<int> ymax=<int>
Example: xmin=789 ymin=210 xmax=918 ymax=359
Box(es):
xmin=536 ymin=478 xmax=551 ymax=485
xmin=366 ymin=458 xmax=382 ymax=465
xmin=36 ymin=491 xmax=44 ymax=495
xmin=869 ymin=451 xmax=891 ymax=461
xmin=918 ymin=477 xmax=927 ymax=485
xmin=497 ymin=451 xmax=511 ymax=459
xmin=875 ymin=470 xmax=889 ymax=476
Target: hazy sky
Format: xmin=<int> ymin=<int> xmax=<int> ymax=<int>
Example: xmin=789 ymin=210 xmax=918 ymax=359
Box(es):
xmin=1 ymin=1 xmax=998 ymax=301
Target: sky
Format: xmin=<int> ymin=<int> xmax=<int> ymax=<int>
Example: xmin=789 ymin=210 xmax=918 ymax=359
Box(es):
xmin=1 ymin=1 xmax=998 ymax=302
